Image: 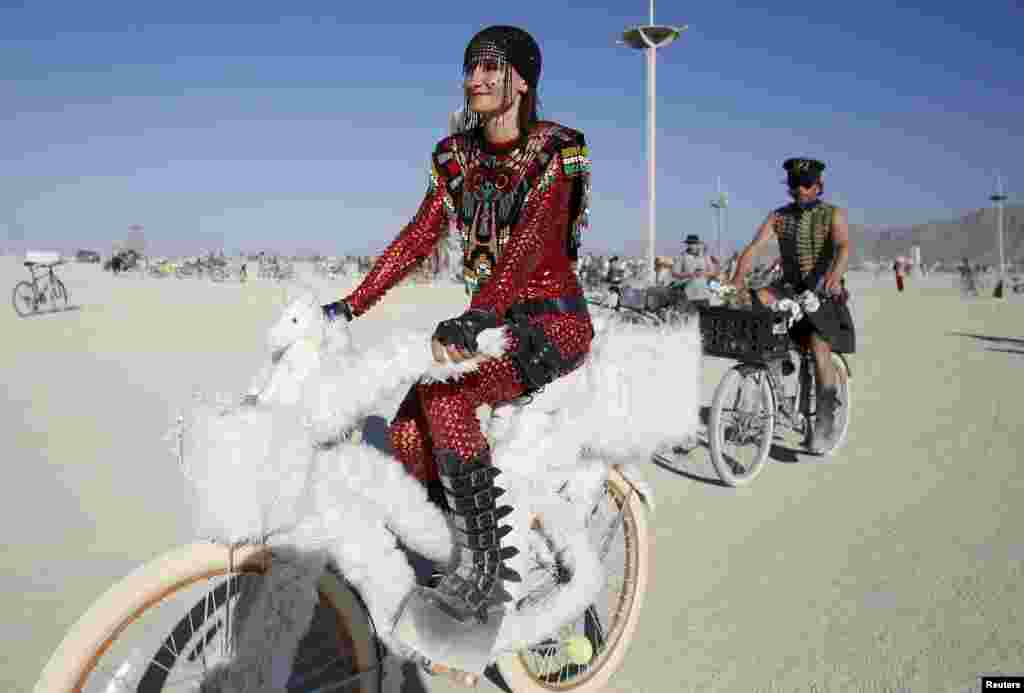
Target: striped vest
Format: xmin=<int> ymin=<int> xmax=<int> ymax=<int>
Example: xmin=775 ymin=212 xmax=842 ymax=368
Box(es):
xmin=773 ymin=201 xmax=836 ymax=287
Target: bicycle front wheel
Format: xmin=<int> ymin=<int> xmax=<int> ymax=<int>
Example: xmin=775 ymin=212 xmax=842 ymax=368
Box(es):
xmin=497 ymin=467 xmax=650 ymax=692
xmin=13 ymin=281 xmax=38 ymax=316
xmin=708 ymin=366 xmax=776 ymax=487
xmin=34 ymin=542 xmax=381 ymax=693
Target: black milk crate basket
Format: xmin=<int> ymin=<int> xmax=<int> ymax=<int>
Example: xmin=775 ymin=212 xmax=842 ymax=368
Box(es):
xmin=699 ymin=305 xmax=791 ymax=362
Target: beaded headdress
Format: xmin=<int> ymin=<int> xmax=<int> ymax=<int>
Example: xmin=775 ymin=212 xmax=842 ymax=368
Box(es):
xmin=461 ymin=26 xmax=541 ymax=131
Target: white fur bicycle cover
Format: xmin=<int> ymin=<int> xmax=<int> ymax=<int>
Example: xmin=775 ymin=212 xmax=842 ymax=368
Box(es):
xmin=174 ymin=300 xmax=701 ymax=692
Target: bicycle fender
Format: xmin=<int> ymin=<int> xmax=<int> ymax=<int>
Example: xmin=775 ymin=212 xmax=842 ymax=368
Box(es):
xmin=613 ymin=463 xmax=655 ymax=513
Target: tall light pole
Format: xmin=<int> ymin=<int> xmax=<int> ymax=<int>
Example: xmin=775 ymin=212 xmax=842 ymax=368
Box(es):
xmin=990 ymin=173 xmax=1008 ymax=294
xmin=619 ymin=2 xmax=687 ymax=281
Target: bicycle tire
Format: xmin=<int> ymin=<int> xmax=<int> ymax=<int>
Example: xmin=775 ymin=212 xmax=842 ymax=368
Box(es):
xmin=12 ymin=281 xmax=38 ymax=317
xmin=496 ymin=467 xmax=650 ymax=692
xmin=813 ymin=353 xmax=852 ymax=457
xmin=34 ymin=542 xmax=381 ymax=693
xmin=50 ymin=277 xmax=69 ymax=311
xmin=708 ymin=366 xmax=775 ymax=487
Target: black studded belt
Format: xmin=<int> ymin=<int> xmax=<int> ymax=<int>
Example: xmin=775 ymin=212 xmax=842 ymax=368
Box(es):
xmin=505 ymin=296 xmax=589 ymax=322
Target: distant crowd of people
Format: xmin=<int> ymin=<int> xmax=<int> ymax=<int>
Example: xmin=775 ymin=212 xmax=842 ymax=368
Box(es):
xmin=574 ymin=234 xmax=772 ymax=307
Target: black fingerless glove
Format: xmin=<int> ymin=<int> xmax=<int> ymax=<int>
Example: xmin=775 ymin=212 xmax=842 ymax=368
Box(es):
xmin=321 ymin=300 xmax=354 ymax=323
xmin=433 ymin=309 xmax=500 ymax=353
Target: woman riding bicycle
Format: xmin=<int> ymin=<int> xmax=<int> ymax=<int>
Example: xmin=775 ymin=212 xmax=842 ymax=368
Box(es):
xmin=728 ymin=157 xmax=856 ymax=454
xmin=320 ymin=25 xmax=594 ymax=659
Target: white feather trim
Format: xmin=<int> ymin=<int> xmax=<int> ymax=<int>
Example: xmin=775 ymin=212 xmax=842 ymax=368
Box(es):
xmin=302 ymin=327 xmax=509 ymax=443
xmin=176 ymin=311 xmax=698 ymax=672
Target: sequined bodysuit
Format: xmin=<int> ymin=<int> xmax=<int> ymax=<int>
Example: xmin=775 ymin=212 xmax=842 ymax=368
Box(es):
xmin=345 ymin=122 xmax=594 ymax=479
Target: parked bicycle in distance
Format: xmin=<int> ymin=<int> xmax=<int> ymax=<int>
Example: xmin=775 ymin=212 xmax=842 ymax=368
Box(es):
xmin=699 ymin=282 xmax=852 ymax=487
xmin=585 ymin=280 xmax=702 ymax=327
xmin=12 ymin=254 xmax=69 ymax=317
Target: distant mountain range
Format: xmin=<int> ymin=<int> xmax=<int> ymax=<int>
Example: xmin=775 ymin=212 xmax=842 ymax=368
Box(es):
xmin=848 ymin=206 xmax=1023 ymax=267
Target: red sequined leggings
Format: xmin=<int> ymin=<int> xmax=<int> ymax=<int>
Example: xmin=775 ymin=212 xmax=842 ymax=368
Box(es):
xmin=389 ymin=312 xmax=593 ymax=480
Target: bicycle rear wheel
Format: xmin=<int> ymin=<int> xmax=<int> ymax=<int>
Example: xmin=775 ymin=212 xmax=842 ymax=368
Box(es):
xmin=34 ymin=542 xmax=381 ymax=693
xmin=497 ymin=467 xmax=650 ymax=692
xmin=708 ymin=366 xmax=776 ymax=487
xmin=13 ymin=281 xmax=38 ymax=316
xmin=49 ymin=277 xmax=69 ymax=311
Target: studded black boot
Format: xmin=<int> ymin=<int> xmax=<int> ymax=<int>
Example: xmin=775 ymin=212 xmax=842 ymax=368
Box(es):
xmin=425 ymin=478 xmax=451 ymax=515
xmin=425 ymin=447 xmax=521 ymax=624
xmin=392 ymin=446 xmax=523 ymax=675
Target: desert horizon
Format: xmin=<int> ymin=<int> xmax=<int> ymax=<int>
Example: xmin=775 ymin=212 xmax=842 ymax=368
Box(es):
xmin=4 ymin=201 xmax=1021 ymax=268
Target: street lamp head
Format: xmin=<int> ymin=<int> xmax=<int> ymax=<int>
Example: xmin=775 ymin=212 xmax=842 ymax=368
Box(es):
xmin=621 ymin=25 xmax=687 ymax=50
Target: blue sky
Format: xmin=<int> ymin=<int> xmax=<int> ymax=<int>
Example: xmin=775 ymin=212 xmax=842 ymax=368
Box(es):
xmin=2 ymin=0 xmax=1021 ymax=257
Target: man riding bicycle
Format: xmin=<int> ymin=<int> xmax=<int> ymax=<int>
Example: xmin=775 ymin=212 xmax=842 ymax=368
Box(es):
xmin=319 ymin=25 xmax=593 ymax=664
xmin=728 ymin=157 xmax=856 ymax=453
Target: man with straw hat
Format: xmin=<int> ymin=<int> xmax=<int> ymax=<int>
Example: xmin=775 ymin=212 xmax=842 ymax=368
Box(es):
xmin=672 ymin=234 xmax=713 ymax=308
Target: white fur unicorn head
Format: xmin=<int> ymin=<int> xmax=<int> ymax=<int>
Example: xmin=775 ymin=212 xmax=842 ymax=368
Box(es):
xmin=268 ymin=291 xmax=322 ymax=352
xmin=250 ymin=283 xmax=355 ymax=406
xmin=266 ymin=283 xmax=352 ymax=356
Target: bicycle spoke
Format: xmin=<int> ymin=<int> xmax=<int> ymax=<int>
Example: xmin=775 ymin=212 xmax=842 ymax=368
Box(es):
xmin=202 ymin=581 xmax=214 ymax=674
xmin=223 ymin=572 xmax=232 ymax=659
xmin=160 ymin=629 xmax=181 ymax=668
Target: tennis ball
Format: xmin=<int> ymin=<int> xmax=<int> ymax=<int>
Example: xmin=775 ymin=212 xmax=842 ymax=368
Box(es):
xmin=564 ymin=636 xmax=593 ymax=665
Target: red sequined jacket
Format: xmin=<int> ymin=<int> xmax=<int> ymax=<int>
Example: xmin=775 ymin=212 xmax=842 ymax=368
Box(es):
xmin=345 ymin=121 xmax=592 ymax=321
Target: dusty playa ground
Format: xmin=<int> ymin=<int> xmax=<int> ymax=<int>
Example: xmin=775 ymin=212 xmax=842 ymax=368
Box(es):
xmin=3 ymin=257 xmax=1022 ymax=692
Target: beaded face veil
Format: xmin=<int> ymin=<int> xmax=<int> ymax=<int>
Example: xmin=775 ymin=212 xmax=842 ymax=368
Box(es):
xmin=461 ymin=26 xmax=542 ymax=132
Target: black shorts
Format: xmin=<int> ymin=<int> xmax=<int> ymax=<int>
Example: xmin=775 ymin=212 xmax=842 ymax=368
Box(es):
xmin=770 ymin=282 xmax=856 ymax=354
